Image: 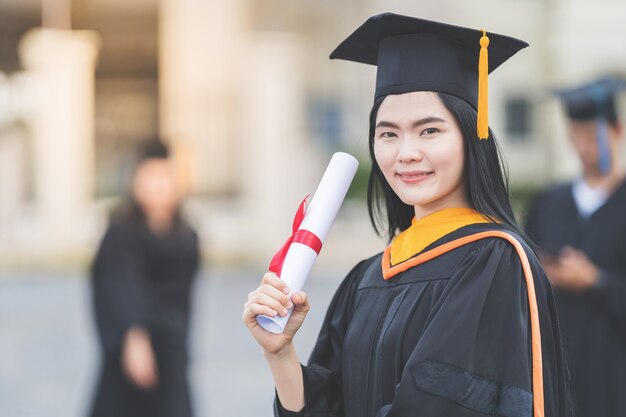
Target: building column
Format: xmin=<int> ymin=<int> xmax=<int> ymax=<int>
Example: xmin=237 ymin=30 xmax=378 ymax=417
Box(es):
xmin=159 ymin=0 xmax=245 ymax=195
xmin=19 ymin=28 xmax=100 ymax=254
xmin=239 ymin=32 xmax=318 ymax=255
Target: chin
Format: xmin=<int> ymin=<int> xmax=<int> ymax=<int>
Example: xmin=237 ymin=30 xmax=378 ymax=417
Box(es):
xmin=391 ymin=186 xmax=435 ymax=206
xmin=397 ymin=194 xmax=437 ymax=207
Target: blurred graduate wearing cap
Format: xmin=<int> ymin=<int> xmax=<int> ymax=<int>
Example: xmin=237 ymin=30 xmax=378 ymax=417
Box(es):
xmin=89 ymin=139 xmax=200 ymax=417
xmin=242 ymin=12 xmax=572 ymax=417
xmin=525 ymin=77 xmax=626 ymax=417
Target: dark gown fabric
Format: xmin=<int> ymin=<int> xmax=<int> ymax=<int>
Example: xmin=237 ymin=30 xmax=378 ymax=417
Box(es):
xmin=275 ymin=223 xmax=571 ymax=417
xmin=525 ymin=180 xmax=626 ymax=417
xmin=89 ymin=212 xmax=200 ymax=417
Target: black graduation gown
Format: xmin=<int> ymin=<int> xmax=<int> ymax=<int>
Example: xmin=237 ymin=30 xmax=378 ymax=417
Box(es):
xmin=525 ymin=180 xmax=626 ymax=417
xmin=275 ymin=223 xmax=571 ymax=417
xmin=89 ymin=215 xmax=200 ymax=417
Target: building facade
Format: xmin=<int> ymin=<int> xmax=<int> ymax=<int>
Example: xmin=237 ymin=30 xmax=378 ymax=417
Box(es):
xmin=0 ymin=0 xmax=625 ymax=267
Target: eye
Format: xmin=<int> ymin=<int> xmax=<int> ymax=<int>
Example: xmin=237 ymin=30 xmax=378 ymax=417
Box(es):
xmin=378 ymin=131 xmax=398 ymax=140
xmin=421 ymin=127 xmax=440 ymax=136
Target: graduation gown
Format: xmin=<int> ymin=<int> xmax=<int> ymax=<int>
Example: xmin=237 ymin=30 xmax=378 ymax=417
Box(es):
xmin=89 ymin=212 xmax=200 ymax=417
xmin=275 ymin=217 xmax=571 ymax=417
xmin=525 ymin=180 xmax=626 ymax=417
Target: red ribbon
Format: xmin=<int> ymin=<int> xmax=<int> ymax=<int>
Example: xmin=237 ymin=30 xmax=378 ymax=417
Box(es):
xmin=269 ymin=196 xmax=323 ymax=277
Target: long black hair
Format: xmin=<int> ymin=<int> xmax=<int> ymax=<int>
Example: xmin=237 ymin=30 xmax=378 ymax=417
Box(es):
xmin=367 ymin=92 xmax=522 ymax=242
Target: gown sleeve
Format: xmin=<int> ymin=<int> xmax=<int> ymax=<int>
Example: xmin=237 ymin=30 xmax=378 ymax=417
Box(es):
xmin=91 ymin=222 xmax=150 ymax=353
xmin=523 ymin=191 xmax=557 ymax=256
xmin=274 ymin=257 xmax=374 ymax=417
xmin=594 ymin=247 xmax=626 ymax=336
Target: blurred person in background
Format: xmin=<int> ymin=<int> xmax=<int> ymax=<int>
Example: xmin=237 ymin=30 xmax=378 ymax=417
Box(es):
xmin=88 ymin=139 xmax=200 ymax=417
xmin=525 ymin=77 xmax=626 ymax=417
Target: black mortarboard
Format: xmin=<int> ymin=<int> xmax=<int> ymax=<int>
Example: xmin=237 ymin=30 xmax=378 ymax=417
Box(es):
xmin=138 ymin=138 xmax=169 ymax=162
xmin=554 ymin=77 xmax=626 ymax=125
xmin=553 ymin=76 xmax=626 ymax=175
xmin=330 ymin=12 xmax=528 ymax=139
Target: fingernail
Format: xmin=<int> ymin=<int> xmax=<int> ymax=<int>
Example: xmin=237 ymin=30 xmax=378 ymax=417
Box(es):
xmin=286 ymin=301 xmax=293 ymax=309
xmin=270 ymin=310 xmax=277 ymax=316
xmin=280 ymin=309 xmax=288 ymax=316
xmin=283 ymin=287 xmax=290 ymax=294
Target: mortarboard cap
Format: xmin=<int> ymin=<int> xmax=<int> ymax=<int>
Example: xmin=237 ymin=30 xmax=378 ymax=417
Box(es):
xmin=137 ymin=138 xmax=169 ymax=162
xmin=553 ymin=76 xmax=626 ymax=124
xmin=330 ymin=12 xmax=528 ymax=139
xmin=554 ymin=77 xmax=626 ymax=175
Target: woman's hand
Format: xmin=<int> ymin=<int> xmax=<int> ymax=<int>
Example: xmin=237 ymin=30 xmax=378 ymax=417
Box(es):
xmin=242 ymin=272 xmax=310 ymax=355
xmin=121 ymin=326 xmax=159 ymax=390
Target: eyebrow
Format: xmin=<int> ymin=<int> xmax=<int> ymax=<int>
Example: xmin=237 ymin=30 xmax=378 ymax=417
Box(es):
xmin=375 ymin=117 xmax=447 ymax=129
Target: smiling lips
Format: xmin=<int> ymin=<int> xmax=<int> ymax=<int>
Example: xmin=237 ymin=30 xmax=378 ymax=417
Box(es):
xmin=396 ymin=170 xmax=434 ymax=184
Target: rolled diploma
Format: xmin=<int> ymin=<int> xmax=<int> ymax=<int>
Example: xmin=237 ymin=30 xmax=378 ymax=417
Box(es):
xmin=257 ymin=152 xmax=359 ymax=334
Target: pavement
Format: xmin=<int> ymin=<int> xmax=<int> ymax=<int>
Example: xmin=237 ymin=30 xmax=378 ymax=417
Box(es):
xmin=0 ymin=267 xmax=344 ymax=417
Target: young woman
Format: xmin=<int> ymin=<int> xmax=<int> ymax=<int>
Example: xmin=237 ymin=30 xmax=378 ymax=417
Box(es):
xmin=243 ymin=13 xmax=572 ymax=417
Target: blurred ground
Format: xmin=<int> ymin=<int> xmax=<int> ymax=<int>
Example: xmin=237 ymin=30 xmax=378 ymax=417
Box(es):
xmin=0 ymin=267 xmax=343 ymax=417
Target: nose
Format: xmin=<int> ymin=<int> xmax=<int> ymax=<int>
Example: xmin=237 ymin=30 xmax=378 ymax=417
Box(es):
xmin=397 ymin=136 xmax=423 ymax=164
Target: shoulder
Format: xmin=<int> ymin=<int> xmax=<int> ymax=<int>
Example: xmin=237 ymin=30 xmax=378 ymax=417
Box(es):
xmin=104 ymin=216 xmax=141 ymax=241
xmin=462 ymin=228 xmax=550 ymax=302
xmin=320 ymin=253 xmax=383 ymax=315
xmin=96 ymin=216 xmax=148 ymax=258
xmin=333 ymin=253 xmax=383 ymax=294
xmin=345 ymin=253 xmax=382 ymax=283
xmin=439 ymin=223 xmax=532 ymax=252
xmin=177 ymin=219 xmax=200 ymax=241
xmin=446 ymin=223 xmax=542 ymax=276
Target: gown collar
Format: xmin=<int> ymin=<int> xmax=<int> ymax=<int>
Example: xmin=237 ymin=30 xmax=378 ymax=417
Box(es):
xmin=389 ymin=207 xmax=491 ymax=267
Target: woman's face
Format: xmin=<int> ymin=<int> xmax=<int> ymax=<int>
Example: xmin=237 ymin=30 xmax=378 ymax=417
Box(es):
xmin=373 ymin=91 xmax=467 ymax=218
xmin=133 ymin=158 xmax=179 ymax=218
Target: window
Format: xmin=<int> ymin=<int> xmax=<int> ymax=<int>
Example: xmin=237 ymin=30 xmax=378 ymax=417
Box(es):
xmin=505 ymin=96 xmax=533 ymax=142
xmin=308 ymin=96 xmax=342 ymax=148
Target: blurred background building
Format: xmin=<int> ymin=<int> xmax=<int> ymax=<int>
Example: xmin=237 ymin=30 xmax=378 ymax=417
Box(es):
xmin=1 ymin=0 xmax=625 ymax=267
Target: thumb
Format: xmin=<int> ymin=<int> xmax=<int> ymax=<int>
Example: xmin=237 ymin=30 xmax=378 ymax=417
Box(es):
xmin=291 ymin=291 xmax=309 ymax=311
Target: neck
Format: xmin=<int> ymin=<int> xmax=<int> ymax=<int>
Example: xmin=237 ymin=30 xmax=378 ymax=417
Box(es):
xmin=145 ymin=209 xmax=175 ymax=233
xmin=413 ymin=196 xmax=470 ymax=222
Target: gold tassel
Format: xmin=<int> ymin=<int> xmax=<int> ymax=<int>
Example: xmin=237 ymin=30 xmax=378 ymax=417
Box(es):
xmin=477 ymin=30 xmax=489 ymax=140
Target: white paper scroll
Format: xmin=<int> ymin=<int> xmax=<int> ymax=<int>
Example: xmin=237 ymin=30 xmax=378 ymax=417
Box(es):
xmin=257 ymin=152 xmax=359 ymax=334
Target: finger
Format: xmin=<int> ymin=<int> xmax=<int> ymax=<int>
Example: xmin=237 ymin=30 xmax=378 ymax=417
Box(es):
xmin=260 ymin=284 xmax=292 ymax=309
xmin=291 ymin=292 xmax=310 ymax=312
xmin=243 ymin=303 xmax=279 ymax=323
xmin=251 ymin=292 xmax=290 ymax=316
xmin=261 ymin=272 xmax=290 ymax=294
xmin=292 ymin=291 xmax=307 ymax=304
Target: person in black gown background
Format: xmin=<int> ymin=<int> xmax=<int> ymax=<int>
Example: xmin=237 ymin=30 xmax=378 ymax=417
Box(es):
xmin=525 ymin=77 xmax=626 ymax=417
xmin=88 ymin=139 xmax=200 ymax=417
